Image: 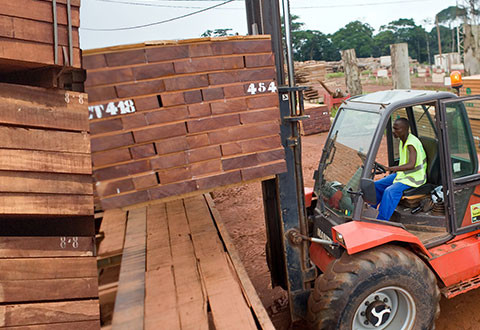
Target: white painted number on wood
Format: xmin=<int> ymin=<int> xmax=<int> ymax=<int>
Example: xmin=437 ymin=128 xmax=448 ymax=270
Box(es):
xmin=89 ymin=99 xmax=136 ymax=119
xmin=247 ymin=81 xmax=277 ymax=95
xmin=60 ymin=237 xmax=80 ymax=249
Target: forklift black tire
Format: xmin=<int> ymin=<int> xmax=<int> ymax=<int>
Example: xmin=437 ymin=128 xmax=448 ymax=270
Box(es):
xmin=307 ymin=244 xmax=440 ymax=330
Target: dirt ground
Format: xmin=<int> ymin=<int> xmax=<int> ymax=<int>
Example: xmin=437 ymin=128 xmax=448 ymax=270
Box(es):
xmin=212 ymin=78 xmax=480 ymax=329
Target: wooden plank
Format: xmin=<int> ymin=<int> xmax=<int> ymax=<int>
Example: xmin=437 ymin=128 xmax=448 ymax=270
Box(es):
xmin=99 ymin=283 xmax=118 ymax=327
xmin=0 ymin=236 xmax=94 ymax=258
xmin=0 ymin=36 xmax=81 ymax=68
xmin=0 ymin=15 xmax=79 ymax=47
xmin=111 ymin=207 xmax=147 ymax=330
xmin=5 ymin=320 xmax=99 ymax=330
xmin=205 ymin=194 xmax=275 ymax=330
xmin=98 ymin=263 xmax=121 ymax=287
xmin=0 ymin=171 xmax=92 ymax=195
xmin=145 ymin=204 xmax=169 ymax=271
xmin=0 ymin=89 xmax=88 ymax=132
xmin=97 ymin=209 xmax=128 ymax=258
xmin=145 ymin=268 xmax=180 ymax=330
xmin=0 ymin=193 xmax=93 ymax=215
xmin=0 ymin=0 xmax=80 ymax=26
xmin=144 ymin=203 xmax=180 ymax=329
xmin=0 ymin=149 xmax=91 ymax=174
xmin=166 ymin=199 xmax=208 ymax=330
xmin=184 ymin=195 xmax=258 ymax=330
xmin=0 ymin=257 xmax=97 ymax=280
xmin=0 ymin=277 xmax=98 ymax=302
xmin=0 ymin=300 xmax=99 ymax=326
xmin=0 ymin=126 xmax=90 ymax=153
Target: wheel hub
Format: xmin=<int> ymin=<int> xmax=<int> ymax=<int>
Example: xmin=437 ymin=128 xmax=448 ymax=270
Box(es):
xmin=353 ymin=287 xmax=415 ymax=330
xmin=365 ymin=301 xmax=391 ymax=326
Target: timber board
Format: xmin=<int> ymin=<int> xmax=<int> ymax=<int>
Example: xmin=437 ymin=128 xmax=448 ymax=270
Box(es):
xmin=0 ymin=236 xmax=94 ymax=257
xmin=97 ymin=209 xmax=127 ymax=258
xmin=104 ymin=195 xmax=272 ymax=329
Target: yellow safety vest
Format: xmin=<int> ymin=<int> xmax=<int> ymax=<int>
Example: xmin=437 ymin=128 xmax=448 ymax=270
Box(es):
xmin=393 ymin=134 xmax=427 ymax=187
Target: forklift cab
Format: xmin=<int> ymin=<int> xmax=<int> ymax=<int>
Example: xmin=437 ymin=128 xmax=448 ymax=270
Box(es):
xmin=306 ymin=89 xmax=480 ymax=329
xmin=313 ymin=89 xmax=480 ymax=248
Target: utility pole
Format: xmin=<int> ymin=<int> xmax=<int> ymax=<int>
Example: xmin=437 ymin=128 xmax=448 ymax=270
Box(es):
xmin=436 ymin=14 xmax=443 ymax=69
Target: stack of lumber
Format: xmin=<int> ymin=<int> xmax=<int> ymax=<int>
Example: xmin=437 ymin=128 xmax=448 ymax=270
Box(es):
xmin=0 ymin=236 xmax=100 ymax=328
xmin=0 ymin=82 xmax=99 ymax=328
xmin=0 ymin=83 xmax=93 ymax=216
xmin=294 ymin=61 xmax=326 ymax=100
xmin=302 ymin=103 xmax=330 ymax=135
xmin=461 ymin=75 xmax=480 ymax=149
xmin=84 ymin=36 xmax=286 ymax=210
xmin=0 ymin=0 xmax=81 ymax=73
xmin=97 ymin=194 xmax=274 ymax=329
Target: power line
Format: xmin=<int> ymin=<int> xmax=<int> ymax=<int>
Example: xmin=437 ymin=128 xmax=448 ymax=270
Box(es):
xmin=83 ymin=0 xmax=436 ymax=31
xmin=293 ymin=0 xmax=435 ymax=9
xmin=95 ymin=0 xmax=239 ymax=9
xmin=82 ymin=0 xmax=236 ymax=31
xmin=92 ymin=0 xmax=434 ymax=11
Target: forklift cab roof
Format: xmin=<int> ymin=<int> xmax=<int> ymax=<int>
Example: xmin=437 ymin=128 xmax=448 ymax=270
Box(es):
xmin=344 ymin=89 xmax=457 ymax=112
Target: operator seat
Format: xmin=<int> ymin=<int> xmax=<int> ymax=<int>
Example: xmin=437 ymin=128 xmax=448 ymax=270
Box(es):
xmin=402 ymin=136 xmax=441 ymax=196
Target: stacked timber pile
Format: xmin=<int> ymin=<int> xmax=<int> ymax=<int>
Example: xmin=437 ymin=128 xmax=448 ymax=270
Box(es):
xmin=84 ymin=35 xmax=286 ymax=210
xmin=0 ymin=0 xmax=83 ymax=90
xmin=302 ymin=103 xmax=330 ymax=135
xmin=294 ymin=61 xmax=327 ymax=101
xmin=0 ymin=84 xmax=92 ymax=216
xmin=0 ymin=83 xmax=100 ymax=327
xmin=461 ymin=75 xmax=480 ymax=150
xmin=0 ymin=0 xmax=81 ymax=69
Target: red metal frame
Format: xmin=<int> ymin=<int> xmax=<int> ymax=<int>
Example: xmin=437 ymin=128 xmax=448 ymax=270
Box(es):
xmin=308 ymin=220 xmax=480 ymax=294
xmin=304 ymin=187 xmax=314 ymax=208
xmin=331 ymin=221 xmax=431 ymax=256
xmin=323 ymin=92 xmax=350 ymax=110
xmin=309 ymin=243 xmax=335 ymax=273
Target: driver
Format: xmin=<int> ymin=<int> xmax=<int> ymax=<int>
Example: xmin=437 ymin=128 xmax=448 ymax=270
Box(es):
xmin=373 ymin=118 xmax=427 ymax=221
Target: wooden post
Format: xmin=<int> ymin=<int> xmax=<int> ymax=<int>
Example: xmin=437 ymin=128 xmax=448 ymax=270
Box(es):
xmin=341 ymin=49 xmax=362 ymax=96
xmin=390 ymin=43 xmax=411 ymax=89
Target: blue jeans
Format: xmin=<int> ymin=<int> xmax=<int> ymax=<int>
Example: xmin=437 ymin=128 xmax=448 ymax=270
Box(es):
xmin=374 ymin=174 xmax=410 ymax=221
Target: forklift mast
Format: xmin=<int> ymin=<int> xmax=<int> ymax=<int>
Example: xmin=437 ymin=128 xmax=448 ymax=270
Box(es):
xmin=245 ymin=0 xmax=314 ymax=321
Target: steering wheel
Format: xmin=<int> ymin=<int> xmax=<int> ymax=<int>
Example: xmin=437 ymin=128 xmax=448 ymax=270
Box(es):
xmin=373 ymin=162 xmax=387 ymax=175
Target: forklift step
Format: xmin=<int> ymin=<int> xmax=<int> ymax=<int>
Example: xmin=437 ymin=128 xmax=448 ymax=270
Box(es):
xmin=441 ymin=274 xmax=480 ymax=299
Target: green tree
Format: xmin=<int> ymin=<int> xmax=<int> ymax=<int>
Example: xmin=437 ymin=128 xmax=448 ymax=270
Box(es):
xmin=372 ymin=30 xmax=395 ymax=57
xmin=429 ymin=25 xmax=455 ymax=56
xmin=379 ymin=19 xmax=428 ymax=62
xmin=282 ymin=15 xmax=339 ymax=61
xmin=201 ymin=28 xmax=235 ymax=37
xmin=296 ymin=30 xmax=340 ymax=61
xmin=436 ymin=6 xmax=468 ymax=52
xmin=331 ymin=21 xmax=374 ymax=57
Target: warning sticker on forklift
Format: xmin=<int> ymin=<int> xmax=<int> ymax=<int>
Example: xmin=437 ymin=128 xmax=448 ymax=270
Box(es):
xmin=471 ymin=203 xmax=480 ymax=223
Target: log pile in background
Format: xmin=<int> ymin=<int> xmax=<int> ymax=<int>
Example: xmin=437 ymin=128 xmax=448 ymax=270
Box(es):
xmin=0 ymin=0 xmax=81 ymax=72
xmin=294 ymin=61 xmax=327 ymax=101
xmin=84 ymin=36 xmax=286 ymax=210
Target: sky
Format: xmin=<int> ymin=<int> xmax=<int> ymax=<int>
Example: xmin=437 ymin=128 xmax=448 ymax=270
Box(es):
xmin=79 ymin=0 xmax=459 ymax=50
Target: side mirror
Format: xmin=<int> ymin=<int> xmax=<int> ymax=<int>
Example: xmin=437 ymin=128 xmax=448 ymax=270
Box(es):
xmin=360 ymin=178 xmax=376 ymax=205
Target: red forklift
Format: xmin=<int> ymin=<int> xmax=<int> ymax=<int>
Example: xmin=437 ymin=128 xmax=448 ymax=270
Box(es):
xmin=305 ymin=87 xmax=480 ymax=329
xmin=245 ymin=1 xmax=480 ymax=329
